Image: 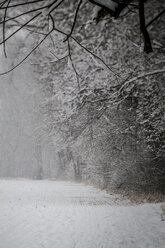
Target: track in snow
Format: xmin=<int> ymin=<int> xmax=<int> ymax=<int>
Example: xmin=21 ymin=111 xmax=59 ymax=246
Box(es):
xmin=0 ymin=179 xmax=165 ymax=248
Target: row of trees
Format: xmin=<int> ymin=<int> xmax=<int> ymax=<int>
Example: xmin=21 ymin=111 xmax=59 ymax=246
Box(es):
xmin=0 ymin=0 xmax=165 ymax=192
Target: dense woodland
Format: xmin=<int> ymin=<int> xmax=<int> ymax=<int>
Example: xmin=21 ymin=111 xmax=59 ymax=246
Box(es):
xmin=0 ymin=0 xmax=165 ymax=194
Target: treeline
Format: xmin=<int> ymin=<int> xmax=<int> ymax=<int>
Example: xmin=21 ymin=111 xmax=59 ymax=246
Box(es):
xmin=33 ymin=0 xmax=165 ymax=193
xmin=0 ymin=0 xmax=164 ymax=192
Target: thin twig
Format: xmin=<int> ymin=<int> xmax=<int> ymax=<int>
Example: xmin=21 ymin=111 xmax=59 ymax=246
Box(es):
xmin=146 ymin=9 xmax=165 ymax=28
xmin=71 ymin=36 xmax=120 ymax=77
xmin=0 ymin=30 xmax=53 ymax=76
xmin=30 ymin=55 xmax=68 ymax=66
xmin=3 ymin=0 xmax=11 ymax=57
xmin=5 ymin=17 xmax=46 ymax=30
xmin=48 ymin=0 xmax=65 ymax=15
xmin=49 ymin=51 xmax=60 ymax=60
xmin=0 ymin=5 xmax=50 ymax=25
xmin=0 ymin=0 xmax=47 ymax=9
xmin=53 ymin=26 xmax=120 ymax=77
xmin=48 ymin=13 xmax=55 ymax=29
xmin=24 ymin=27 xmax=47 ymax=36
xmin=0 ymin=0 xmax=8 ymax=8
xmin=119 ymin=69 xmax=165 ymax=93
xmin=0 ymin=12 xmax=41 ymax=45
xmin=67 ymin=38 xmax=80 ymax=89
xmin=64 ymin=0 xmax=82 ymax=41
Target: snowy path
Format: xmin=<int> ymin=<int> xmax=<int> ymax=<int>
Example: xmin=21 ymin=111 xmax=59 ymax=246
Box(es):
xmin=0 ymin=179 xmax=165 ymax=248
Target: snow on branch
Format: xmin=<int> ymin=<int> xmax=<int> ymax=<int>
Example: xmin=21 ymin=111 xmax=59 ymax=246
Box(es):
xmin=0 ymin=0 xmax=163 ymax=77
xmin=119 ymin=69 xmax=165 ymax=93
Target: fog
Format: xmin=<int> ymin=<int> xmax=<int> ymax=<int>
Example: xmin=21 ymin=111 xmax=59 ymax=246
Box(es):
xmin=0 ymin=36 xmax=58 ymax=179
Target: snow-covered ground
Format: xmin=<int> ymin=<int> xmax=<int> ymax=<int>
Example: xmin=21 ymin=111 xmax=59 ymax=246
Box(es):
xmin=0 ymin=179 xmax=165 ymax=248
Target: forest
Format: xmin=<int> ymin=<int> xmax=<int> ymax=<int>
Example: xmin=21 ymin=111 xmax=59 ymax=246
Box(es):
xmin=0 ymin=0 xmax=165 ymax=196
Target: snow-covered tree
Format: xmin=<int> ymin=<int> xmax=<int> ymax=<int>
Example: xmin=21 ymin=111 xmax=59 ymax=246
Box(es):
xmin=0 ymin=0 xmax=165 ymax=192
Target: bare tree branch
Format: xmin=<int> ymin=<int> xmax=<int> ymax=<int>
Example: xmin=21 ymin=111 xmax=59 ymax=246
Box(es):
xmin=146 ymin=9 xmax=165 ymax=28
xmin=71 ymin=36 xmax=121 ymax=77
xmin=0 ymin=12 xmax=41 ymax=45
xmin=0 ymin=29 xmax=53 ymax=76
xmin=49 ymin=25 xmax=122 ymax=77
xmin=0 ymin=0 xmax=47 ymax=9
xmin=0 ymin=5 xmax=49 ymax=25
xmin=64 ymin=0 xmax=83 ymax=41
xmin=0 ymin=0 xmax=8 ymax=8
xmin=47 ymin=0 xmax=65 ymax=15
xmin=67 ymin=38 xmax=80 ymax=89
xmin=2 ymin=0 xmax=11 ymax=57
xmin=0 ymin=0 xmax=163 ymax=78
xmin=118 ymin=69 xmax=165 ymax=93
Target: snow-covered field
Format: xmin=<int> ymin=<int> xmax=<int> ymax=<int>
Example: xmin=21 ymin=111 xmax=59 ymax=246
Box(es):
xmin=0 ymin=179 xmax=165 ymax=248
